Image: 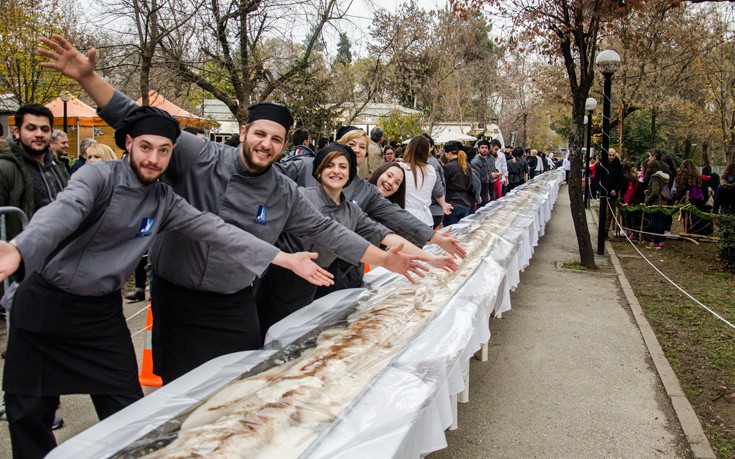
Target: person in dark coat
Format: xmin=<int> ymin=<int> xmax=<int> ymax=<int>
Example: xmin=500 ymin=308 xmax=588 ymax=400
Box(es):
xmin=601 ymin=148 xmax=625 ymax=238
xmin=443 ymin=141 xmax=473 ymax=226
xmin=713 ymin=163 xmax=735 ymax=215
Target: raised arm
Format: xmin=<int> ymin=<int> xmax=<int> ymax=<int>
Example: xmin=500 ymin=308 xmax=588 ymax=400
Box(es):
xmin=38 ymin=34 xmax=115 ymax=110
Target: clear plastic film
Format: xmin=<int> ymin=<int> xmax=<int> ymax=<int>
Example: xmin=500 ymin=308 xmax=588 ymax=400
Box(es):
xmin=47 ymin=170 xmax=564 ymax=459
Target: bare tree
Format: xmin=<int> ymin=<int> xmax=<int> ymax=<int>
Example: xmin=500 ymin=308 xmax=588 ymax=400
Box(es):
xmin=94 ymin=0 xmax=204 ymax=104
xmin=157 ymin=0 xmax=346 ymax=123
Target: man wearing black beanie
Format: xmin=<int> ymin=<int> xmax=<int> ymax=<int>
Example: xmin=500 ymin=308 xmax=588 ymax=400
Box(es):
xmin=39 ymin=35 xmax=429 ymax=386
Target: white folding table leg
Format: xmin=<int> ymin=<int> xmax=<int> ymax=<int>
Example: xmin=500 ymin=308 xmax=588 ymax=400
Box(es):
xmin=459 ymin=372 xmax=470 ymax=403
xmin=449 ymin=394 xmax=459 ymax=430
xmin=478 ymin=342 xmax=489 ymax=362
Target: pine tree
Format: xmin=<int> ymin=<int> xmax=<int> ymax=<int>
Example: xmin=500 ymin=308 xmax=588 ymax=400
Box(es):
xmin=335 ymin=32 xmax=352 ymax=66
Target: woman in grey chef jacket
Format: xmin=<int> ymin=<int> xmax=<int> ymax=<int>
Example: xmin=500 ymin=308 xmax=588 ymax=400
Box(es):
xmin=255 ymin=143 xmax=459 ymax=340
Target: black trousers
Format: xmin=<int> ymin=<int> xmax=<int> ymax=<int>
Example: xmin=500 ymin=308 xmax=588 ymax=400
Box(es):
xmin=314 ymin=258 xmax=363 ymax=300
xmin=151 ymin=275 xmax=258 ymax=385
xmin=254 ymin=264 xmax=317 ymax=344
xmin=133 ymin=255 xmax=148 ymax=290
xmin=5 ymin=392 xmax=141 ymax=459
xmin=480 ymin=182 xmax=490 ymax=207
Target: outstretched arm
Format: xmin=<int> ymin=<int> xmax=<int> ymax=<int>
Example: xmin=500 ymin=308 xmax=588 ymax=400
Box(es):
xmin=272 ymin=251 xmax=334 ymax=287
xmin=381 ymin=234 xmax=459 ymax=273
xmin=360 ymin=244 xmax=429 ymax=283
xmin=38 ymin=34 xmax=115 ymax=109
xmin=428 ymin=229 xmax=467 ymax=259
xmin=0 ymin=241 xmax=21 ymax=283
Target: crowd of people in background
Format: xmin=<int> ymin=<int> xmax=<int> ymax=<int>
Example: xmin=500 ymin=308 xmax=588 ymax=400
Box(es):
xmin=283 ymin=127 xmax=560 ymax=231
xmin=581 ymin=147 xmax=735 ymax=250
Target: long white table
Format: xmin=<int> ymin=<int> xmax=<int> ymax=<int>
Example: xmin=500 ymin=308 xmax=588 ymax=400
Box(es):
xmin=48 ymin=170 xmax=563 ymax=459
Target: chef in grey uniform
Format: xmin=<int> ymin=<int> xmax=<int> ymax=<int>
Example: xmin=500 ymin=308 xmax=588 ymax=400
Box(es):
xmin=471 ymin=139 xmax=497 ymax=206
xmin=0 ymin=105 xmax=335 ymax=459
xmin=274 ymin=130 xmax=466 ymax=296
xmin=38 ymin=35 xmax=429 ymax=385
xmin=256 ymin=143 xmax=391 ymax=337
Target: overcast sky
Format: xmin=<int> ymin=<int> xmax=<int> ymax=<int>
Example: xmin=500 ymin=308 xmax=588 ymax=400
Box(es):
xmin=319 ymin=0 xmax=452 ymax=57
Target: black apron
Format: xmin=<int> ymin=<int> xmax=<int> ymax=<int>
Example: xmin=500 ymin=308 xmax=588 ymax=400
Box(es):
xmin=3 ymin=273 xmax=141 ymax=396
xmin=254 ymin=264 xmax=317 ymax=343
xmin=314 ymin=258 xmax=364 ymax=300
xmin=151 ymin=274 xmax=258 ymax=384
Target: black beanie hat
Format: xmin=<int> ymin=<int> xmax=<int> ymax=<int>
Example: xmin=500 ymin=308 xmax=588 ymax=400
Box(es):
xmin=114 ymin=106 xmax=180 ymax=149
xmin=444 ymin=140 xmax=462 ymax=152
xmin=313 ymin=142 xmax=358 ymax=187
xmin=247 ymin=102 xmax=294 ymax=132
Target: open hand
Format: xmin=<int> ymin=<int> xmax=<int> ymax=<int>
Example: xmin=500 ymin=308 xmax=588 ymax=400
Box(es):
xmin=428 ymin=255 xmax=459 ymax=272
xmin=282 ymin=252 xmax=334 ymax=287
xmin=382 ymin=243 xmax=429 ymax=283
xmin=430 ymin=230 xmax=467 ymax=259
xmin=38 ymin=34 xmax=97 ymax=82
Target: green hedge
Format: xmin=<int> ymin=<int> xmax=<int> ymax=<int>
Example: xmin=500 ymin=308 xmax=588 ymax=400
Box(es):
xmin=718 ymin=214 xmax=735 ymax=273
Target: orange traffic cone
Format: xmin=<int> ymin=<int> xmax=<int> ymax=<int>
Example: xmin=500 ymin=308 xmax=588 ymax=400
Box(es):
xmin=138 ymin=302 xmax=162 ymax=387
xmin=364 ymin=263 xmax=371 ymax=274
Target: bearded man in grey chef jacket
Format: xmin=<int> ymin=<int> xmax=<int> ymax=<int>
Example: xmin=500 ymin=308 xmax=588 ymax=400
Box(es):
xmin=0 ymin=104 xmax=342 ymax=459
xmin=36 ymin=35 xmax=434 ymax=386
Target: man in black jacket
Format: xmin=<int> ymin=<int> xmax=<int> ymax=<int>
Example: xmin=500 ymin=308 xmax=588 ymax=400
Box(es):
xmin=0 ymin=103 xmax=69 ymax=431
xmin=601 ymin=148 xmax=625 ymax=238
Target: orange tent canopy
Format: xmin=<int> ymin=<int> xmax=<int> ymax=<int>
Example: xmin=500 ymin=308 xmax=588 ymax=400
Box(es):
xmin=46 ymin=95 xmax=98 ymax=118
xmin=5 ymin=95 xmax=104 ymax=128
xmin=136 ymin=91 xmax=209 ymax=127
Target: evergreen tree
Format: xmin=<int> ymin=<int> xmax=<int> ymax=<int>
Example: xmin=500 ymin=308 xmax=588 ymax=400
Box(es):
xmin=335 ymin=32 xmax=352 ymax=66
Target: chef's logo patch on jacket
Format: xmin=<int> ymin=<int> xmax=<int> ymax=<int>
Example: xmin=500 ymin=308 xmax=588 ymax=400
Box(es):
xmin=136 ymin=218 xmax=155 ymax=238
xmin=253 ymin=205 xmax=267 ymax=226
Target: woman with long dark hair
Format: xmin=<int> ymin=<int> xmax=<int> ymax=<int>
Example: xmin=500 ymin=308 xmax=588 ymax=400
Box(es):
xmin=400 ymin=135 xmax=451 ymax=227
xmin=368 ymin=162 xmax=406 ymax=208
xmin=675 ymin=159 xmax=705 ymax=207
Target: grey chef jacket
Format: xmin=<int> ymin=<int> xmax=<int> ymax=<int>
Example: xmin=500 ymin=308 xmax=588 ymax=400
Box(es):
xmin=98 ymin=92 xmax=370 ymax=294
xmin=274 ymin=158 xmax=435 ymax=246
xmin=277 ymin=187 xmax=392 ymax=268
xmin=471 ymin=154 xmax=496 ymax=184
xmin=428 ymin=155 xmax=446 ymax=218
xmin=12 ymin=160 xmax=280 ymax=296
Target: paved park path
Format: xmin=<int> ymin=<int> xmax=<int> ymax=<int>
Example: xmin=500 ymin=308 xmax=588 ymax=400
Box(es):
xmin=431 ymin=185 xmax=698 ymax=459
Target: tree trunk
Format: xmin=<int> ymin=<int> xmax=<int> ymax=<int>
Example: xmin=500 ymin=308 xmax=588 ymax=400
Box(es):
xmin=702 ymin=141 xmax=710 ymax=167
xmin=568 ymin=119 xmax=596 ymax=269
xmin=650 ymin=108 xmax=657 ymax=151
xmin=683 ymin=136 xmax=692 ymax=161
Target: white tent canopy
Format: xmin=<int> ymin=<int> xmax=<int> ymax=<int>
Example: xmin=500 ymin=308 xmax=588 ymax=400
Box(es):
xmin=430 ymin=129 xmax=476 ymax=144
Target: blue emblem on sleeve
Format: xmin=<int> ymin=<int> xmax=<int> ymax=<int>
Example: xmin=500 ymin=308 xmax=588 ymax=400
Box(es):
xmin=136 ymin=218 xmax=155 ymax=238
xmin=253 ymin=205 xmax=267 ymax=225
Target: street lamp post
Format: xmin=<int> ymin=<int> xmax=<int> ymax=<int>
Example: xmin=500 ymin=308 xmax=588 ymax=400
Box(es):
xmin=59 ymin=91 xmax=72 ymax=133
xmin=595 ymin=49 xmax=621 ymax=255
xmin=584 ymin=98 xmax=597 ymax=208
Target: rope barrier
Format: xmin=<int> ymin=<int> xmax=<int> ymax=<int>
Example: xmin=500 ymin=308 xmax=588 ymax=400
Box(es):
xmin=605 ymin=199 xmax=735 ymax=332
xmin=126 ymin=302 xmax=151 ymax=339
xmin=125 ymin=302 xmax=150 ymax=323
